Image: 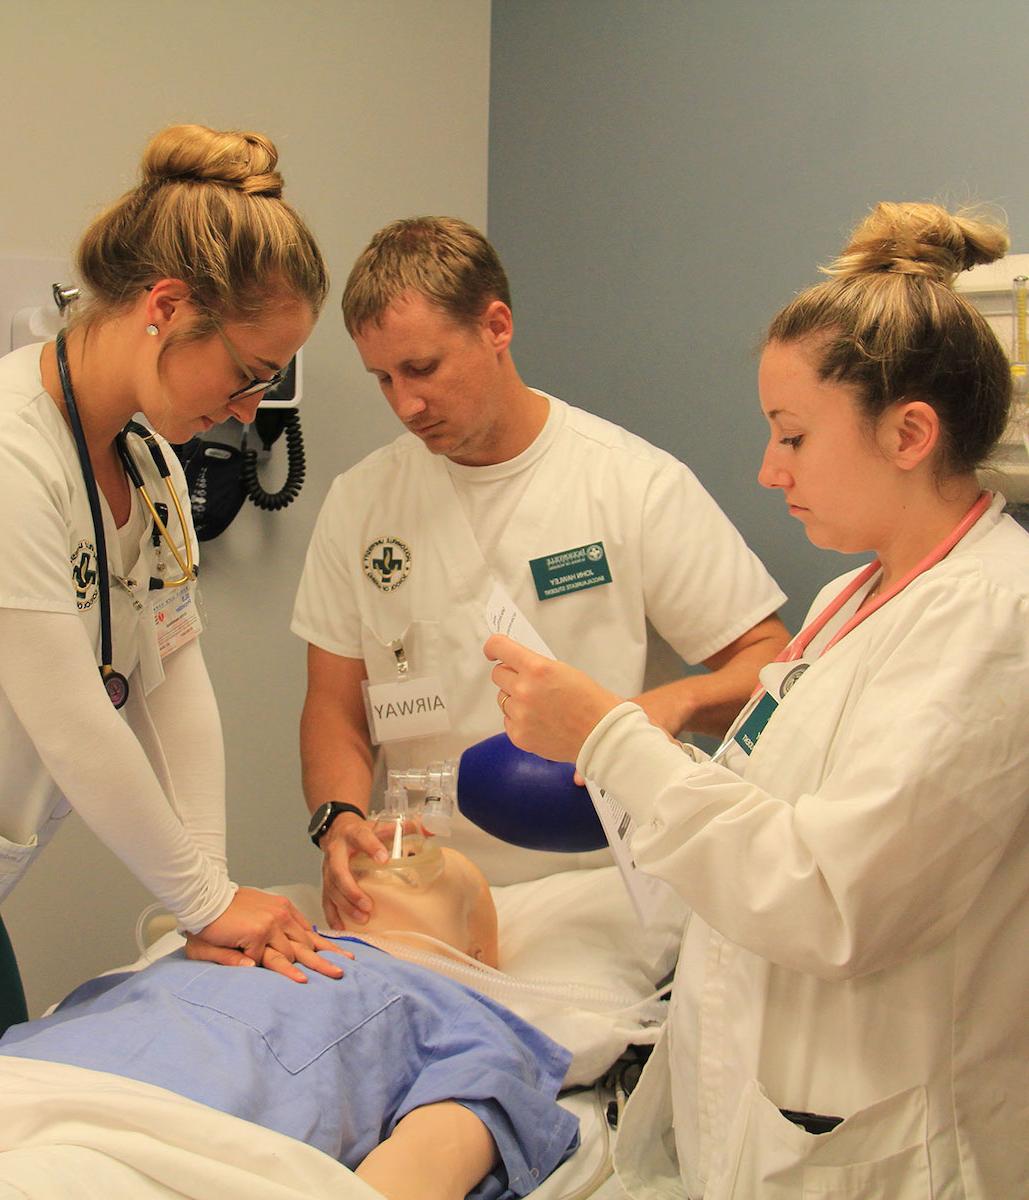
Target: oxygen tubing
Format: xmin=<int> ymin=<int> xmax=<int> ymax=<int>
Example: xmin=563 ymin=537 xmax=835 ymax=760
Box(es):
xmin=358 ymin=930 xmax=667 ymax=1017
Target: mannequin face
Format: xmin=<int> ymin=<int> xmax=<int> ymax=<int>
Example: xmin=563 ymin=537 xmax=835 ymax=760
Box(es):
xmin=348 ymin=846 xmax=499 ymax=968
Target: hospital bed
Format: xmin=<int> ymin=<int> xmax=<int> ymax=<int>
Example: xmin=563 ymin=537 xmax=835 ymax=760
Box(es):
xmin=0 ymin=865 xmax=683 ymax=1199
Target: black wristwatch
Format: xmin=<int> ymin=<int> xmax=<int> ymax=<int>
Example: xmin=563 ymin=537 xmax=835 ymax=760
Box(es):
xmin=307 ymin=801 xmax=366 ymax=848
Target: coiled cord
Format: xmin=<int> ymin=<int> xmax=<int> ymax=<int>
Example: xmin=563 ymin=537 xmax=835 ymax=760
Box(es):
xmin=242 ymin=409 xmax=305 ymax=510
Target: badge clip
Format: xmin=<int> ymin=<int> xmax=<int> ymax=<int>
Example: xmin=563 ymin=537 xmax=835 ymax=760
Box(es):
xmin=390 ymin=639 xmax=410 ymax=678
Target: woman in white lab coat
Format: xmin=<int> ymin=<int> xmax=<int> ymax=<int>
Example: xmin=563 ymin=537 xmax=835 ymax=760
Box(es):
xmin=487 ymin=202 xmax=1029 ymax=1198
xmin=0 ymin=124 xmax=341 ymax=986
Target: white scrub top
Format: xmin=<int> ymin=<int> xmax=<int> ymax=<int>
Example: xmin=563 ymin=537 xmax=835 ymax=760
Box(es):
xmin=293 ymin=393 xmax=785 ymax=883
xmin=0 ymin=343 xmax=223 ymax=926
xmin=580 ymin=495 xmax=1029 ymax=1198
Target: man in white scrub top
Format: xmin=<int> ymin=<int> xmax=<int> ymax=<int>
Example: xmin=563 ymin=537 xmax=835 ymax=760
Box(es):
xmin=292 ymin=217 xmax=787 ymax=922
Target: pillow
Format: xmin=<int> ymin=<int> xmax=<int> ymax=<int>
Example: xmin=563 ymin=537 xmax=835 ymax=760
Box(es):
xmin=489 ymin=865 xmax=686 ymax=1085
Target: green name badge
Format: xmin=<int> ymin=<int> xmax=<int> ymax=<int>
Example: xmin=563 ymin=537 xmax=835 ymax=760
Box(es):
xmin=733 ymin=690 xmax=779 ymax=756
xmin=530 ymin=541 xmax=613 ymax=601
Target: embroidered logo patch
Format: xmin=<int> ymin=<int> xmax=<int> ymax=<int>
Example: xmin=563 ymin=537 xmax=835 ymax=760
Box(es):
xmin=363 ymin=538 xmax=412 ymax=592
xmin=70 ymin=540 xmax=99 ymax=610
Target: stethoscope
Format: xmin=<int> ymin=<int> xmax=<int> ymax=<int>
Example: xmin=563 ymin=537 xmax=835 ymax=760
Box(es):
xmin=55 ymin=330 xmax=197 ymax=709
xmin=714 ymin=489 xmax=993 ymax=763
xmin=775 ymin=488 xmax=992 ymax=665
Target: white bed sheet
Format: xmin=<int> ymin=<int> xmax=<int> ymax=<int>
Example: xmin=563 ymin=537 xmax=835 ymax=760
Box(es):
xmin=0 ymin=1058 xmax=631 ymax=1200
xmin=0 ymin=1056 xmax=377 ymax=1199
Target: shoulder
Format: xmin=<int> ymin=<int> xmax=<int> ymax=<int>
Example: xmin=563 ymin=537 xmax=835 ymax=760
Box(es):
xmin=555 ymin=397 xmax=682 ymax=467
xmin=957 ymin=507 xmax=1029 ymax=596
xmin=547 ymin=396 xmax=708 ymax=507
xmin=0 ymin=358 xmax=71 ymax=496
xmin=890 ymin=536 xmax=1029 ymax=658
xmin=0 ymin=343 xmax=49 ymax=410
xmin=911 ymin=504 xmax=1029 ymax=618
xmin=326 ymin=432 xmax=423 ymax=499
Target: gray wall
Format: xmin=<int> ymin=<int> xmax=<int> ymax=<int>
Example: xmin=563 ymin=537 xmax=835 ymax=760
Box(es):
xmin=488 ymin=0 xmax=1029 ymax=631
xmin=1 ymin=0 xmax=489 ymax=1015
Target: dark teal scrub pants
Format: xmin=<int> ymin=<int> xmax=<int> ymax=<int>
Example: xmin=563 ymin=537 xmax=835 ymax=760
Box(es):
xmin=0 ymin=915 xmax=27 ymax=1036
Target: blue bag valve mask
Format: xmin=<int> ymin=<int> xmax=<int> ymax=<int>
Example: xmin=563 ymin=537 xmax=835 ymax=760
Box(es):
xmin=373 ymin=737 xmax=607 ymax=856
xmin=455 ymin=733 xmax=606 ymax=853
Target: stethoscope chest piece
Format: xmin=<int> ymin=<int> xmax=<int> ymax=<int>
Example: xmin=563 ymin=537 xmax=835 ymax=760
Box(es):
xmin=103 ymin=669 xmax=130 ymax=710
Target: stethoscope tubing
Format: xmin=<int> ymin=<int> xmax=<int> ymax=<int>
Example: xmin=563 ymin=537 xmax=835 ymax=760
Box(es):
xmin=55 ymin=331 xmax=120 ymax=693
xmin=719 ymin=489 xmax=994 ymax=759
xmin=54 ymin=331 xmax=196 ymax=708
xmin=116 ymin=420 xmax=195 ymax=588
xmin=780 ymin=489 xmax=992 ymax=665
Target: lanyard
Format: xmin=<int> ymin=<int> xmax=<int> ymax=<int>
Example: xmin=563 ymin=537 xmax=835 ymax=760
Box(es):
xmin=779 ymin=489 xmax=992 ymax=666
xmin=56 ymin=331 xmax=131 ymax=709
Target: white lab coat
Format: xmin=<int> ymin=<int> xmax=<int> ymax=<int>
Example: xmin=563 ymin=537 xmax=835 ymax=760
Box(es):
xmin=581 ymin=495 xmax=1029 ymax=1198
xmin=293 ymin=395 xmax=785 ymax=883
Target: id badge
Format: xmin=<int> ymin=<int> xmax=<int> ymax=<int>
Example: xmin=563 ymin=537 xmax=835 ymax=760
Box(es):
xmin=362 ymin=676 xmax=451 ymax=745
xmin=153 ymin=584 xmax=203 ymax=659
xmin=529 ymin=541 xmax=613 ymax=601
xmin=712 ymin=659 xmax=811 ymax=768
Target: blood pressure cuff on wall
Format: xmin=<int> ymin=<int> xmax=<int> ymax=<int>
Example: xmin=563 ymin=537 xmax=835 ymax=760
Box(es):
xmin=175 ymin=439 xmax=245 ymax=542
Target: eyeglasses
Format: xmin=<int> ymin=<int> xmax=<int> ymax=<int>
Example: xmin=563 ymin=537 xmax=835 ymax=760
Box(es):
xmin=214 ymin=322 xmax=285 ymax=401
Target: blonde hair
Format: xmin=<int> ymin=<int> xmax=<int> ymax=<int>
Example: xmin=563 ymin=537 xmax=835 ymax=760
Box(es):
xmin=342 ymin=216 xmax=511 ymax=336
xmin=766 ymin=202 xmax=1012 ymax=475
xmin=74 ymin=124 xmax=328 ymax=350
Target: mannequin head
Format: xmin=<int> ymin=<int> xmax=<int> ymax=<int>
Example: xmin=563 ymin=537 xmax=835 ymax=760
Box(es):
xmin=348 ymin=843 xmax=499 ymax=968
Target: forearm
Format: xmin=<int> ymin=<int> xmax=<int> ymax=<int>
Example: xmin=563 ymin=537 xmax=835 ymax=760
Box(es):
xmin=632 ymin=650 xmax=764 ymax=738
xmin=635 ymin=616 xmax=789 ymax=738
xmin=0 ymin=609 xmax=233 ymax=930
xmin=300 ymin=693 xmax=374 ymax=815
xmin=144 ymin=636 xmax=227 ymax=870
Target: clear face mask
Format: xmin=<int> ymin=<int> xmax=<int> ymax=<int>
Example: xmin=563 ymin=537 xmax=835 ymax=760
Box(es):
xmin=352 ymin=761 xmax=457 ymax=888
xmin=350 ymin=829 xmax=445 ymax=889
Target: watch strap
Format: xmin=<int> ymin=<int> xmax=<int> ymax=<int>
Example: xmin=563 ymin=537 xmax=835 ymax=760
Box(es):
xmin=310 ymin=801 xmax=366 ymax=847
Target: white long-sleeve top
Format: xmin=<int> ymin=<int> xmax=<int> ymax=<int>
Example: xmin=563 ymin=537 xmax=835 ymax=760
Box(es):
xmin=586 ymin=495 xmax=1029 ymax=1199
xmin=0 ymin=344 xmax=234 ymax=932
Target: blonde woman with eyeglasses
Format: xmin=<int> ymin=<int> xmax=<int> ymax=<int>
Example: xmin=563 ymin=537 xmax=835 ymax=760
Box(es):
xmin=0 ymin=124 xmax=340 ymax=1001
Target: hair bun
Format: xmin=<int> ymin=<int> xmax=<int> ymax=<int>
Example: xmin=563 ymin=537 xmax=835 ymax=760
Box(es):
xmin=825 ymin=201 xmax=1009 ymax=285
xmin=141 ymin=123 xmax=284 ymax=197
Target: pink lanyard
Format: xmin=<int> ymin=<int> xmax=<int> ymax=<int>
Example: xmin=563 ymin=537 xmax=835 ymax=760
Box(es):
xmin=778 ymin=491 xmax=992 ymax=665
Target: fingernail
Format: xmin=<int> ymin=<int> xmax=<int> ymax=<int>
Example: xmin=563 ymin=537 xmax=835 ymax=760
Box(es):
xmin=240 ymin=958 xmax=255 ymax=967
xmin=374 ymin=849 xmax=389 ymax=863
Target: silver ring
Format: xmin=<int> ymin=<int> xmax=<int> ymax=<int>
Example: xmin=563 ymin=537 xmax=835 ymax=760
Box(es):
xmin=499 ymin=691 xmax=510 ymax=714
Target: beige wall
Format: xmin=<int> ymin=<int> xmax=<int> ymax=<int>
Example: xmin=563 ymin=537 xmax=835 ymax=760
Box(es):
xmin=0 ymin=0 xmax=490 ymax=1014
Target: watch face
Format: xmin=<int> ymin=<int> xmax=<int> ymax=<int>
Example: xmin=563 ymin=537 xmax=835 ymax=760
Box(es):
xmin=308 ymin=802 xmax=332 ymax=836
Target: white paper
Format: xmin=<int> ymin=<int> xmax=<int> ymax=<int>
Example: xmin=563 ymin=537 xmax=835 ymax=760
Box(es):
xmin=586 ymin=781 xmax=677 ymax=927
xmin=485 ymin=582 xmax=556 ymax=659
xmin=484 ymin=582 xmax=672 ymax=926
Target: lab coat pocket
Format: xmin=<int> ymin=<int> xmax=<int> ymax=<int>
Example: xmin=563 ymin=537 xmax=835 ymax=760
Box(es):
xmin=0 ymin=799 xmax=71 ymax=905
xmin=709 ymin=1079 xmax=930 ymax=1200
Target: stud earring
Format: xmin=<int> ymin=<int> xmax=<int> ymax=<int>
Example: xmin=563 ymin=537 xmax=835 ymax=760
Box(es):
xmin=145 ymin=323 xmax=159 ymax=336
